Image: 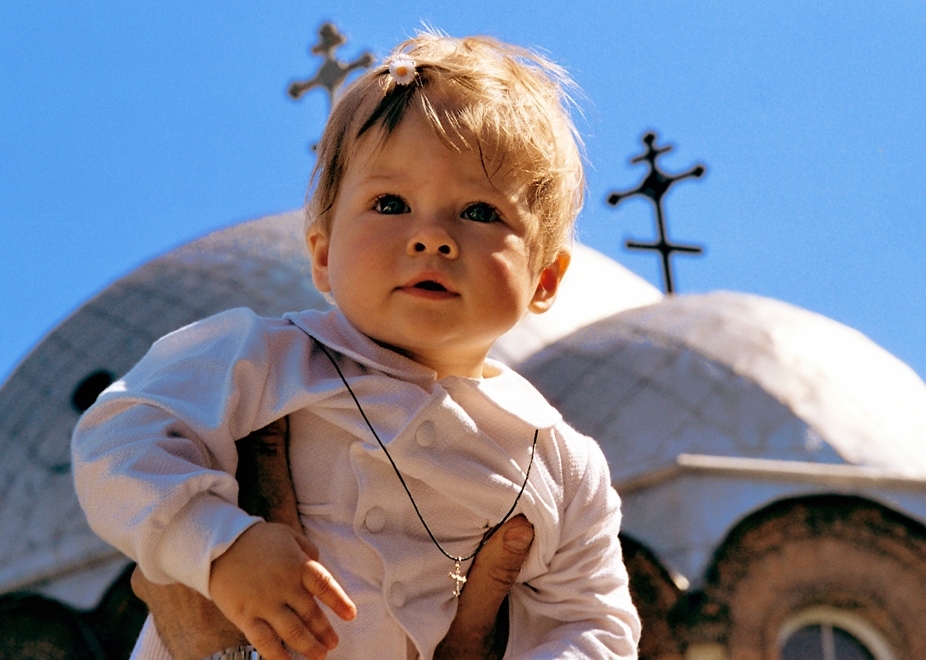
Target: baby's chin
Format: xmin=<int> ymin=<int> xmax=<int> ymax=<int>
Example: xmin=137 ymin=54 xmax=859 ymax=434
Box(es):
xmin=343 ymin=312 xmax=499 ymax=378
xmin=366 ymin=334 xmax=496 ymax=379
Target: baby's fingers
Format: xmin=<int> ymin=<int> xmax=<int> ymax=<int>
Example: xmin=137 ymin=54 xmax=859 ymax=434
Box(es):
xmin=274 ymin=605 xmax=337 ymax=660
xmin=294 ymin=537 xmax=357 ymax=622
xmin=239 ymin=616 xmax=300 ymax=660
xmin=287 ymin=596 xmax=340 ymax=652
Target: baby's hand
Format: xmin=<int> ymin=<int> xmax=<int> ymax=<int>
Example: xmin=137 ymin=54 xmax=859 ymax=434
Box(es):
xmin=209 ymin=521 xmax=357 ymax=660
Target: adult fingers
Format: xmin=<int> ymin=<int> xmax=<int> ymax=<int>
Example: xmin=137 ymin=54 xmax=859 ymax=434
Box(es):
xmin=132 ymin=565 xmax=246 ymax=658
xmin=464 ymin=514 xmax=534 ymax=610
xmin=434 ymin=515 xmax=534 ymax=659
xmin=235 ymin=416 xmax=301 ymax=533
xmin=129 ymin=565 xmax=149 ymax=602
xmin=249 ymin=416 xmax=289 ymax=448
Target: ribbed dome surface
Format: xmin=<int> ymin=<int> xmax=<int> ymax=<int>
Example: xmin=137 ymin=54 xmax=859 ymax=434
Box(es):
xmin=520 ymin=291 xmax=926 ymax=483
xmin=0 ymin=210 xmax=327 ymax=607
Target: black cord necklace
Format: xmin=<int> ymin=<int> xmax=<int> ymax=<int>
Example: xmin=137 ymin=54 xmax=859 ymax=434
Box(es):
xmin=313 ymin=339 xmax=537 ymax=597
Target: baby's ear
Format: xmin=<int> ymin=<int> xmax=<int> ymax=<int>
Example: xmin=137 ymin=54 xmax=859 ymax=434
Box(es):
xmin=307 ymin=227 xmax=332 ymax=293
xmin=528 ymin=250 xmax=570 ymax=314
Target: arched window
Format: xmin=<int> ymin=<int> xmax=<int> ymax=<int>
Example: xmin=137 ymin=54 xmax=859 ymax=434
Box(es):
xmin=781 ymin=624 xmax=872 ymax=660
xmin=778 ymin=607 xmax=894 ymax=660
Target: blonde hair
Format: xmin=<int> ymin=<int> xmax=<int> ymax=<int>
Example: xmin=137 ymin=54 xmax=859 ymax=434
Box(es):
xmin=306 ymin=30 xmax=585 ymax=266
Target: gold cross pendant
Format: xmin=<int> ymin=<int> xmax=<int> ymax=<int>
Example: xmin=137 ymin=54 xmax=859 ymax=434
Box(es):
xmin=449 ymin=559 xmax=467 ymax=597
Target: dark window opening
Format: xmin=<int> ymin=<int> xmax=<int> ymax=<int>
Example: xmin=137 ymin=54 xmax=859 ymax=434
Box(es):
xmin=71 ymin=370 xmax=115 ymax=413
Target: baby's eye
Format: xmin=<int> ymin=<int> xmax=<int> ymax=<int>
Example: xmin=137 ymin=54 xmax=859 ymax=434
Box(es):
xmin=461 ymin=202 xmax=502 ymax=224
xmin=373 ymin=194 xmax=410 ymax=215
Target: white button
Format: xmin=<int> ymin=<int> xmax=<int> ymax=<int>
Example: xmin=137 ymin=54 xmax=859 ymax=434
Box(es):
xmin=365 ymin=507 xmax=386 ymax=532
xmin=390 ymin=581 xmax=407 ymax=607
xmin=416 ymin=420 xmax=437 ymax=447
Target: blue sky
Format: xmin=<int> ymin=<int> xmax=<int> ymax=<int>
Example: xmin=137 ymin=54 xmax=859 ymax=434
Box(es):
xmin=2 ymin=1 xmax=925 ymax=384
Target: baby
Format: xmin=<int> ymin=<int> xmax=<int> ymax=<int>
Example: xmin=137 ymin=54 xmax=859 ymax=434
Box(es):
xmin=73 ymin=31 xmax=640 ymax=659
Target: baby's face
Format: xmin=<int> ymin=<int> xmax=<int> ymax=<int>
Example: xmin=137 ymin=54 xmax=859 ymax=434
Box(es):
xmin=308 ymin=105 xmax=566 ymax=378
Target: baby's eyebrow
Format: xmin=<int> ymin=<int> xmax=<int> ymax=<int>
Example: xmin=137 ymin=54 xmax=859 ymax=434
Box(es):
xmin=357 ymin=169 xmax=405 ymax=187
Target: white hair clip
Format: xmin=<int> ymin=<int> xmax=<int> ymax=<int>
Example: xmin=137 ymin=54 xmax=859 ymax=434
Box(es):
xmin=388 ymin=57 xmax=417 ymax=85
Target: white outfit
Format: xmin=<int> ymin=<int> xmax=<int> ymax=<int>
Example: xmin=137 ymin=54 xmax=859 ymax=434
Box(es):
xmin=73 ymin=308 xmax=640 ymax=659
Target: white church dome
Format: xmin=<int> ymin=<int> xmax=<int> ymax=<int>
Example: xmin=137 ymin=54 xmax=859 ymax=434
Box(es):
xmin=519 ymin=290 xmax=926 ymax=482
xmin=0 ymin=210 xmax=327 ymax=608
xmin=517 ymin=290 xmax=926 ymax=582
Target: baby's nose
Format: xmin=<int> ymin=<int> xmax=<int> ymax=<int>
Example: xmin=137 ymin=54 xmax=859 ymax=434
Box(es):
xmin=407 ymin=227 xmax=459 ymax=258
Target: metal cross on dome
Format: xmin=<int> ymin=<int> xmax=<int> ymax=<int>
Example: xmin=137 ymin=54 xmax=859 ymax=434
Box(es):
xmin=606 ymin=132 xmax=706 ymax=295
xmin=288 ymin=22 xmax=374 ymax=108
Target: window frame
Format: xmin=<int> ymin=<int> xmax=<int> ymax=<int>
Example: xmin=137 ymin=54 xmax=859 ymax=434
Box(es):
xmin=777 ymin=606 xmax=894 ymax=660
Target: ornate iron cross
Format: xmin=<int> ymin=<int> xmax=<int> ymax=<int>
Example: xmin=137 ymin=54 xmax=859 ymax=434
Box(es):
xmin=288 ymin=22 xmax=374 ymax=108
xmin=606 ymin=132 xmax=706 ymax=294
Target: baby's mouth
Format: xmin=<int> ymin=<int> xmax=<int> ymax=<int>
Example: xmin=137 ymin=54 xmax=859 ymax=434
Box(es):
xmin=414 ymin=280 xmax=448 ymax=292
xmin=401 ymin=274 xmax=457 ymax=299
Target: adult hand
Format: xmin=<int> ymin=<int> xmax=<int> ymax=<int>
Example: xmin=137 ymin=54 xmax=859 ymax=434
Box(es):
xmin=434 ymin=514 xmax=534 ymax=660
xmin=130 ymin=571 xmax=246 ymax=660
xmin=132 ymin=417 xmax=533 ymax=659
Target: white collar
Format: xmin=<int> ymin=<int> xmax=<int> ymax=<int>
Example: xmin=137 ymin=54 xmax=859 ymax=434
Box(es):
xmin=285 ymin=308 xmax=435 ymax=383
xmin=283 ymin=309 xmax=561 ymax=430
